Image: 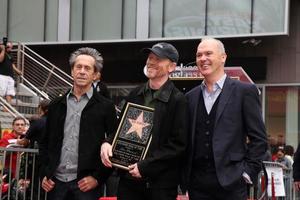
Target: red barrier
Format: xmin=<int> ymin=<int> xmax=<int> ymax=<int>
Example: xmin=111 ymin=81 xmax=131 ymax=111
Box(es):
xmin=177 ymin=195 xmax=189 ymax=200
xmin=271 ymin=172 xmax=276 ymax=200
xmin=99 ymin=197 xmax=117 ymax=200
xmin=261 ymin=175 xmax=265 ymax=192
xmin=99 ymin=195 xmax=189 ymax=200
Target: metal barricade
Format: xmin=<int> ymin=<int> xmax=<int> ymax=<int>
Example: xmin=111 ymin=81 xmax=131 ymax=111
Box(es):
xmin=252 ymin=161 xmax=296 ymax=200
xmin=1 ymin=149 xmax=296 ymax=200
xmin=0 ymin=146 xmax=45 ymax=200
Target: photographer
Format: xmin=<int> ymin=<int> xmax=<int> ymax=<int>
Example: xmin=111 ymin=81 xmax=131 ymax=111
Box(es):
xmin=0 ymin=39 xmax=21 ymax=109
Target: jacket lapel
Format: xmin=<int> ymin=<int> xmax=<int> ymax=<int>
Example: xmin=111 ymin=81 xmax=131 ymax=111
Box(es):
xmin=190 ymin=86 xmax=202 ymax=149
xmin=82 ymin=88 xmax=99 ymax=110
xmin=215 ymin=77 xmax=235 ymax=126
xmin=58 ymin=94 xmax=67 ymax=122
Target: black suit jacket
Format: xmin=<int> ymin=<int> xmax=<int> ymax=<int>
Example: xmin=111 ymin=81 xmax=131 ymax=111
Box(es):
xmin=185 ymin=77 xmax=268 ymax=190
xmin=25 ymin=115 xmax=47 ymax=147
xmin=293 ymin=144 xmax=300 ymax=181
xmin=39 ymin=89 xmax=117 ymax=183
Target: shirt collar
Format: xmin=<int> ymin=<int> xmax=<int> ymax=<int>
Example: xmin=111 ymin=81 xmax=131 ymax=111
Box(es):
xmin=67 ymin=86 xmax=93 ymax=100
xmin=201 ymin=74 xmax=227 ymax=91
xmin=143 ymin=80 xmax=173 ymax=102
xmin=144 ymin=81 xmax=160 ymax=99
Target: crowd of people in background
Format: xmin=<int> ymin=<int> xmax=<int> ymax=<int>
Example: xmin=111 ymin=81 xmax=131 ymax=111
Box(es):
xmin=0 ymin=100 xmax=49 ymax=199
xmin=268 ymin=134 xmax=295 ymax=170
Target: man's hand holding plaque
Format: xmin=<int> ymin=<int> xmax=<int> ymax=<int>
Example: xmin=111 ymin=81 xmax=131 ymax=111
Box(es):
xmin=128 ymin=163 xmax=142 ymax=178
xmin=101 ymin=103 xmax=154 ymax=171
xmin=100 ymin=142 xmax=113 ymax=167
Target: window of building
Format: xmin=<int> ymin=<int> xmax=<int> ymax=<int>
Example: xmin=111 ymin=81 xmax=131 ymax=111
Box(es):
xmin=6 ymin=0 xmax=47 ymax=42
xmin=162 ymin=0 xmax=206 ymax=37
xmin=0 ymin=0 xmax=289 ymax=42
xmin=207 ymin=0 xmax=251 ymax=35
xmin=253 ymin=0 xmax=287 ymax=34
xmin=149 ymin=0 xmax=289 ymax=39
xmin=71 ymin=0 xmax=137 ymax=40
xmin=264 ymin=86 xmax=299 ymax=153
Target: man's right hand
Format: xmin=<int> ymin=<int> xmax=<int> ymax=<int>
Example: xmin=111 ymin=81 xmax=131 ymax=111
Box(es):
xmin=100 ymin=142 xmax=113 ymax=167
xmin=17 ymin=138 xmax=30 ymax=147
xmin=41 ymin=176 xmax=55 ymax=192
xmin=294 ymin=181 xmax=300 ymax=191
xmin=0 ymin=44 xmax=5 ymax=53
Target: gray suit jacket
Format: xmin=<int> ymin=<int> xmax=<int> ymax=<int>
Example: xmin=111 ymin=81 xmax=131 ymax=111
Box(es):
xmin=185 ymin=77 xmax=268 ymax=190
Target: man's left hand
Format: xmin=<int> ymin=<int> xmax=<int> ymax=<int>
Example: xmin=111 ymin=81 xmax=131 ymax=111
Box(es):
xmin=294 ymin=181 xmax=300 ymax=191
xmin=128 ymin=163 xmax=142 ymax=178
xmin=78 ymin=176 xmax=98 ymax=192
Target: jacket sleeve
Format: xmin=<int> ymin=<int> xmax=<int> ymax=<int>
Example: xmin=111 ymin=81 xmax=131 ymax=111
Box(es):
xmin=96 ymin=100 xmax=118 ymax=183
xmin=293 ymin=144 xmax=300 ymax=181
xmin=25 ymin=119 xmax=40 ymax=141
xmin=138 ymin=94 xmax=188 ymax=179
xmin=243 ymin=84 xmax=268 ymax=180
xmin=38 ymin=111 xmax=50 ymax=179
xmin=38 ymin=99 xmax=57 ymax=179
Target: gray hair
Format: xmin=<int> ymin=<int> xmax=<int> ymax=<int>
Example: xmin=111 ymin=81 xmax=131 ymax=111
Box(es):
xmin=201 ymin=37 xmax=226 ymax=54
xmin=69 ymin=47 xmax=103 ymax=72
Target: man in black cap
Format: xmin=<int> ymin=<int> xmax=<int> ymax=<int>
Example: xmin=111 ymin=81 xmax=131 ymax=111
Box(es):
xmin=101 ymin=42 xmax=188 ymax=200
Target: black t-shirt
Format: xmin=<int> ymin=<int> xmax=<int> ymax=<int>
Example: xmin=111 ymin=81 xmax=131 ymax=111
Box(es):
xmin=0 ymin=53 xmax=14 ymax=77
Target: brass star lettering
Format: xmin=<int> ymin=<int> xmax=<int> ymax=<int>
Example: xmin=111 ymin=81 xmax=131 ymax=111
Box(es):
xmin=126 ymin=112 xmax=150 ymax=139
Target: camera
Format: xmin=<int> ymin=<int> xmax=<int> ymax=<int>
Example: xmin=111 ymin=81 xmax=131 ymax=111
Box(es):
xmin=2 ymin=37 xmax=8 ymax=47
xmin=0 ymin=37 xmax=8 ymax=52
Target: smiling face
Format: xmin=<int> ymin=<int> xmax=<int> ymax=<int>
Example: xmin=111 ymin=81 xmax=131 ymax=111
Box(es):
xmin=145 ymin=52 xmax=175 ymax=81
xmin=71 ymin=54 xmax=97 ymax=91
xmin=196 ymin=39 xmax=227 ymax=81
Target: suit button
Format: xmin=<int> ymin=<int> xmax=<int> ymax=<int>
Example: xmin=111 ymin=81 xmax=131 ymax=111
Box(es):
xmin=206 ymin=120 xmax=210 ymax=124
xmin=205 ymin=131 xmax=210 ymax=135
xmin=205 ymin=155 xmax=209 ymax=159
xmin=205 ymin=143 xmax=209 ymax=147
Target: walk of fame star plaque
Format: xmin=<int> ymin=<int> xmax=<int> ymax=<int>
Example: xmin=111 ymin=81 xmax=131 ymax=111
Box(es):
xmin=111 ymin=102 xmax=154 ymax=170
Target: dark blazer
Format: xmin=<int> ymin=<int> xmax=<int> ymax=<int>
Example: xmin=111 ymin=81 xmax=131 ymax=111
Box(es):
xmin=293 ymin=144 xmax=300 ymax=181
xmin=185 ymin=77 xmax=268 ymax=190
xmin=25 ymin=115 xmax=47 ymax=147
xmin=124 ymin=80 xmax=188 ymax=188
xmin=39 ymin=90 xmax=117 ymax=183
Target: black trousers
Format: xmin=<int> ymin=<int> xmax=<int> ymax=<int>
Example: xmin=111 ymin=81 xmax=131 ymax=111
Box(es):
xmin=189 ymin=170 xmax=247 ymax=200
xmin=117 ymin=177 xmax=178 ymax=200
xmin=47 ymin=178 xmax=100 ymax=200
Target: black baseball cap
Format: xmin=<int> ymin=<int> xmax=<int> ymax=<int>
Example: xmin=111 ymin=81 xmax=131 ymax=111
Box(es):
xmin=142 ymin=42 xmax=179 ymax=63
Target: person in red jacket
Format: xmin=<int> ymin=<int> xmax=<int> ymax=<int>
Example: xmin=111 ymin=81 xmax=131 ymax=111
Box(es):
xmin=0 ymin=116 xmax=26 ymax=177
